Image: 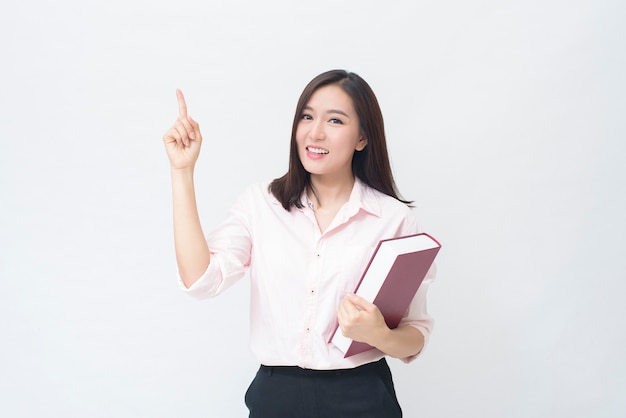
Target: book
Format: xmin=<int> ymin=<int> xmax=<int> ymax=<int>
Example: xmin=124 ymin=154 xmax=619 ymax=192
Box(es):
xmin=328 ymin=232 xmax=441 ymax=357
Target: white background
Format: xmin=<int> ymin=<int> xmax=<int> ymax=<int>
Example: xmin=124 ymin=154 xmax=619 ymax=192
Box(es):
xmin=1 ymin=0 xmax=625 ymax=417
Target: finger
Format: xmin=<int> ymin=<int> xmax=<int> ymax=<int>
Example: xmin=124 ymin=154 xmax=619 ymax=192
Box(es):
xmin=174 ymin=120 xmax=192 ymax=147
xmin=176 ymin=90 xmax=197 ymax=140
xmin=339 ymin=297 xmax=360 ymax=318
xmin=178 ymin=116 xmax=196 ymax=140
xmin=188 ymin=116 xmax=200 ymax=134
xmin=346 ymin=294 xmax=372 ymax=312
xmin=187 ymin=116 xmax=202 ymax=142
xmin=176 ymin=89 xmax=188 ymax=117
xmin=164 ymin=127 xmax=184 ymax=148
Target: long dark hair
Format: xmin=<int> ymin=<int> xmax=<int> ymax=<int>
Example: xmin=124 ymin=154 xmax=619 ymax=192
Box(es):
xmin=269 ymin=69 xmax=411 ymax=210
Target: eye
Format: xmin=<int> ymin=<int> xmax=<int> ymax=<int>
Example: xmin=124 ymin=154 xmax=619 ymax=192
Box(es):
xmin=329 ymin=118 xmax=343 ymax=124
xmin=300 ymin=114 xmax=313 ymax=120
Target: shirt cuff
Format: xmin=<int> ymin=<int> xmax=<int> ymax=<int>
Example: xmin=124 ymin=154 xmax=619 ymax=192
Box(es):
xmin=176 ymin=261 xmax=222 ymax=299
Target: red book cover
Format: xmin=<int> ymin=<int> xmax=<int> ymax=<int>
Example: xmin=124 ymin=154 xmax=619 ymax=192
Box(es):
xmin=329 ymin=233 xmax=441 ymax=357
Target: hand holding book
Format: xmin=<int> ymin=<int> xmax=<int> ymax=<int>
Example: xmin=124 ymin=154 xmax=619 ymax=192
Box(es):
xmin=337 ymin=293 xmax=388 ymax=345
xmin=329 ymin=233 xmax=441 ymax=357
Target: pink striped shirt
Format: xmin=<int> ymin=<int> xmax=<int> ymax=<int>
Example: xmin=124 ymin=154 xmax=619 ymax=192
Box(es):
xmin=179 ymin=178 xmax=435 ymax=369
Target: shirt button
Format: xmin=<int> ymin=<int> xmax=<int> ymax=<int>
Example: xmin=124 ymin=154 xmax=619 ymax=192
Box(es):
xmin=310 ymin=289 xmax=315 ymax=294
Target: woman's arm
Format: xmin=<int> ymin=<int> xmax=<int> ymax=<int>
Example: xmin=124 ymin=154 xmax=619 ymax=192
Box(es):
xmin=170 ymin=168 xmax=210 ymax=287
xmin=163 ymin=90 xmax=210 ymax=288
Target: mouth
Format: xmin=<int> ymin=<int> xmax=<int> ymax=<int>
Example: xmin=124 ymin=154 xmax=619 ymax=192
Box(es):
xmin=306 ymin=146 xmax=329 ymax=155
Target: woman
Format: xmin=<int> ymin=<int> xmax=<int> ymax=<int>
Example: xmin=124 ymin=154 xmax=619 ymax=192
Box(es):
xmin=163 ymin=69 xmax=435 ymax=417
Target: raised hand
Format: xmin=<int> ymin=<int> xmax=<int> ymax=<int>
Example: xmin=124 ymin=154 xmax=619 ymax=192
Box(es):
xmin=163 ymin=89 xmax=203 ymax=170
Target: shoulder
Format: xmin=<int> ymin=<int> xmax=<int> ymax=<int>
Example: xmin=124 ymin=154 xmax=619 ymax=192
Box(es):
xmin=363 ymin=184 xmax=414 ymax=216
xmin=235 ymin=181 xmax=282 ymax=208
xmin=360 ymin=184 xmax=418 ymax=232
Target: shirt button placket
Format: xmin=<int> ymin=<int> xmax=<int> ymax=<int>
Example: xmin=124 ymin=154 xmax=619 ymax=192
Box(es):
xmin=308 ymin=247 xmax=321 ymax=326
xmin=301 ymin=243 xmax=323 ymax=366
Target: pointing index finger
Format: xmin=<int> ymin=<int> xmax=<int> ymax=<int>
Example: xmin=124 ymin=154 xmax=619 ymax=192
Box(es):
xmin=176 ymin=88 xmax=188 ymax=117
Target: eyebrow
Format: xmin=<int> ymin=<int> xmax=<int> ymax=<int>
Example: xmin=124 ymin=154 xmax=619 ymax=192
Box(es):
xmin=303 ymin=105 xmax=350 ymax=118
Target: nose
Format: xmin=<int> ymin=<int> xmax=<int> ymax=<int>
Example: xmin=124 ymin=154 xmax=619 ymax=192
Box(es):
xmin=309 ymin=120 xmax=326 ymax=141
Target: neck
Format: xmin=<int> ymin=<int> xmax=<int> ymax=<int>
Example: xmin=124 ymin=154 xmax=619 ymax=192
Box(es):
xmin=308 ymin=174 xmax=355 ymax=210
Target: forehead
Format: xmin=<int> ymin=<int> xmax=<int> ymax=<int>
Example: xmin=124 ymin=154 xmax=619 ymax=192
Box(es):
xmin=305 ymin=84 xmax=355 ymax=113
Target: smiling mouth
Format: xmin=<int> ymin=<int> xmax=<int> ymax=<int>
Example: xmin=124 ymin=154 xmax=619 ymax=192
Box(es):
xmin=307 ymin=146 xmax=329 ymax=154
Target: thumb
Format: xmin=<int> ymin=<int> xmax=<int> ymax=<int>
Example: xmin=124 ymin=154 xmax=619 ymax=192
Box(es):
xmin=347 ymin=293 xmax=373 ymax=312
xmin=187 ymin=116 xmax=201 ymax=140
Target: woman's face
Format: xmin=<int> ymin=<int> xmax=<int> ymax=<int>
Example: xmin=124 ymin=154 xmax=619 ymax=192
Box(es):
xmin=295 ymin=84 xmax=367 ymax=181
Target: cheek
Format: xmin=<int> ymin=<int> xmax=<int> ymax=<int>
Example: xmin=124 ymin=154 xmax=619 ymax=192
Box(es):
xmin=295 ymin=128 xmax=308 ymax=151
xmin=295 ymin=124 xmax=306 ymax=143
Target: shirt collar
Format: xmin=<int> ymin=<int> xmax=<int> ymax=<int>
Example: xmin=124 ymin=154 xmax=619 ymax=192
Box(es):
xmin=346 ymin=177 xmax=383 ymax=218
xmin=297 ymin=177 xmax=383 ymax=218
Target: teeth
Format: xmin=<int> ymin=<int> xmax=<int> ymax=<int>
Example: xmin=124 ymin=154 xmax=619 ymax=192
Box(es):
xmin=308 ymin=147 xmax=329 ymax=154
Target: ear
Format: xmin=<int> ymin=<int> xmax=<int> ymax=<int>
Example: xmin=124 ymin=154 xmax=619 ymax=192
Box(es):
xmin=355 ymin=136 xmax=368 ymax=151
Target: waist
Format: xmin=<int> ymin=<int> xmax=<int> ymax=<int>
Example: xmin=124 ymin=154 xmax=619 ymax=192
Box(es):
xmin=260 ymin=357 xmax=389 ymax=377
